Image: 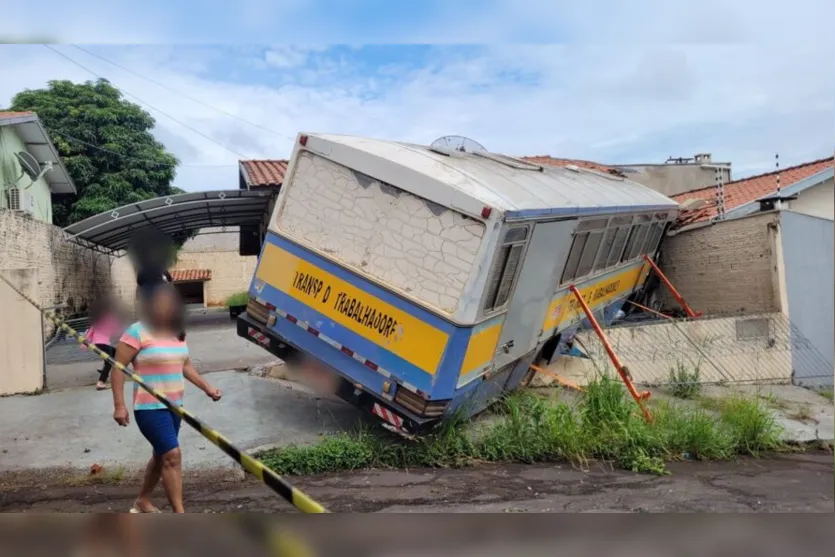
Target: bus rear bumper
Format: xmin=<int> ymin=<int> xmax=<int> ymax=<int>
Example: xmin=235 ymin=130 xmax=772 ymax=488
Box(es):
xmin=236 ymin=312 xmax=441 ymax=435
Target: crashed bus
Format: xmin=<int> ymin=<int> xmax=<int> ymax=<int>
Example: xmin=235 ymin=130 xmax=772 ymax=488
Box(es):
xmin=238 ymin=133 xmax=679 ymax=435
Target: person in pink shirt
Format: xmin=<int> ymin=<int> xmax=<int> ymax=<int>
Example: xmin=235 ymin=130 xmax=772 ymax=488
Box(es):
xmin=84 ymin=296 xmax=124 ymax=390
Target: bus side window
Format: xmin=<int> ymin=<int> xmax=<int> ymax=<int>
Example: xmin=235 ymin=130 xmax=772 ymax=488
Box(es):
xmin=560 ymin=232 xmax=588 ymax=284
xmin=484 ymin=226 xmax=529 ymax=312
xmin=605 ymin=226 xmax=630 ymax=267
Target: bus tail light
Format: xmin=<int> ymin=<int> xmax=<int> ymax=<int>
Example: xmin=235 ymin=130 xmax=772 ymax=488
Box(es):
xmin=394 ymin=388 xmax=448 ymax=418
xmin=246 ymin=297 xmax=270 ymax=325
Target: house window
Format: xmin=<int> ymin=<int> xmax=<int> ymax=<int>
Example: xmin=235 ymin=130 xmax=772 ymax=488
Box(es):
xmin=483 ymin=226 xmax=529 ymax=312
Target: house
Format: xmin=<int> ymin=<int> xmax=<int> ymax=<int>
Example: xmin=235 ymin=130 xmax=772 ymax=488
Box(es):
xmin=672 ymin=156 xmax=834 ymax=226
xmin=157 ymin=159 xmax=290 ymax=308
xmin=612 ymin=153 xmax=732 ymax=198
xmin=0 ymin=111 xmax=75 ymax=223
xmin=654 ymin=155 xmax=834 ymax=385
xmin=237 ymin=159 xmax=288 ymax=256
xmin=523 ymin=153 xmax=733 ymax=197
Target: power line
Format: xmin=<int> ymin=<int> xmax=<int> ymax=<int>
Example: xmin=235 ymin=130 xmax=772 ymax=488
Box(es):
xmin=49 ymin=129 xmax=238 ymax=168
xmin=71 ymin=45 xmax=295 ymax=142
xmin=42 ymin=44 xmax=251 ymax=159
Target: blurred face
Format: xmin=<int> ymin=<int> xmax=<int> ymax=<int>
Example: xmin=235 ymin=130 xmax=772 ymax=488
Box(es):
xmin=147 ymin=287 xmax=179 ymax=330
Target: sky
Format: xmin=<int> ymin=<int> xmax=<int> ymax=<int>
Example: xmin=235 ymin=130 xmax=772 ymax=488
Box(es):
xmin=0 ymin=1 xmax=833 ymax=194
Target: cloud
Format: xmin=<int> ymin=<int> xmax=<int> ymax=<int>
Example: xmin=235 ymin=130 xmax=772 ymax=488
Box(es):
xmin=0 ymin=39 xmax=831 ymax=197
xmin=264 ymin=47 xmax=312 ymax=69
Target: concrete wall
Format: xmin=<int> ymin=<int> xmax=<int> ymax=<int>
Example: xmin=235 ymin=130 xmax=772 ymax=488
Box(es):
xmin=0 ymin=126 xmax=53 ymax=223
xmin=658 ymin=212 xmax=780 ymax=315
xmin=0 ymin=210 xmax=113 ymax=335
xmin=788 ymin=178 xmax=834 ymax=221
xmin=0 ymin=268 xmax=44 ymax=395
xmin=616 ymin=164 xmax=731 ymax=198
xmin=780 ymin=211 xmax=834 ymax=386
xmin=548 ymin=313 xmax=795 ymax=387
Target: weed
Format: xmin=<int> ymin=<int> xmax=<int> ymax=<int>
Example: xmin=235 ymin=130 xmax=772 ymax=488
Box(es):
xmin=67 ymin=465 xmax=126 ymax=487
xmin=225 ymin=291 xmax=249 ymax=308
xmin=759 ymin=392 xmax=790 ymax=410
xmin=667 ymin=361 xmax=701 ymax=399
xmin=256 ymin=376 xmax=787 ymax=478
xmin=719 ymin=396 xmax=783 ymax=455
xmin=789 ymin=404 xmax=814 ymax=423
xmin=816 ymin=389 xmax=834 ymax=403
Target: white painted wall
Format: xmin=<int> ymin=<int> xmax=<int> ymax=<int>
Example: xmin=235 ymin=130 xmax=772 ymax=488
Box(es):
xmin=275 ymin=152 xmax=485 ymax=314
xmin=0 ymin=126 xmax=53 ymax=223
xmin=0 ymin=269 xmax=44 ymax=395
xmin=788 ymin=178 xmax=834 ymax=221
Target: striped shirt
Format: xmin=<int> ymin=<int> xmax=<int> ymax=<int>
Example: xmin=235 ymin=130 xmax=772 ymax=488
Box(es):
xmin=119 ymin=322 xmax=189 ymax=411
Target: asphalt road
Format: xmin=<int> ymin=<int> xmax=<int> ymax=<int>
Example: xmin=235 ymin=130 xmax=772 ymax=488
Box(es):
xmin=44 ymin=311 xmax=276 ymax=390
xmin=0 ymin=453 xmax=831 ymax=513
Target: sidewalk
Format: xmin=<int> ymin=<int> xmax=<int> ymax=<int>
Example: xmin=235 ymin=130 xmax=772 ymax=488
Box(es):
xmin=0 ymin=371 xmax=362 ymax=472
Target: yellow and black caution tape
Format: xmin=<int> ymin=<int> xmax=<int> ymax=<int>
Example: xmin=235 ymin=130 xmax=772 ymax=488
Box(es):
xmin=0 ymin=274 xmax=327 ymax=514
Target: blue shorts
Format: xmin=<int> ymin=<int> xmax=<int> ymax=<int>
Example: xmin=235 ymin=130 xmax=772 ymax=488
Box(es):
xmin=134 ymin=409 xmax=181 ymax=456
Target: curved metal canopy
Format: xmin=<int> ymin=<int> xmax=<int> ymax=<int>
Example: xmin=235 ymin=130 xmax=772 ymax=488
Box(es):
xmin=63 ymin=190 xmax=275 ymax=255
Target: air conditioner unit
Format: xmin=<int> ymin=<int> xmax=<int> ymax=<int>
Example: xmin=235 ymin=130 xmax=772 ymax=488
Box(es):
xmin=5 ymin=188 xmax=35 ymax=215
xmin=6 ymin=187 xmax=21 ymax=211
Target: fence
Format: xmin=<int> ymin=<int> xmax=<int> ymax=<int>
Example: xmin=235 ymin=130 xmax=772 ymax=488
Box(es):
xmin=568 ymin=312 xmax=834 ymax=389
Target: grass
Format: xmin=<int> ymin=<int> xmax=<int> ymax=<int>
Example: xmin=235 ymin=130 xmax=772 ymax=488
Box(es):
xmin=256 ymin=376 xmax=785 ymax=477
xmin=668 ymin=360 xmax=701 ymax=399
xmin=817 ymin=389 xmax=834 ymax=403
xmin=225 ymin=291 xmax=249 ymax=308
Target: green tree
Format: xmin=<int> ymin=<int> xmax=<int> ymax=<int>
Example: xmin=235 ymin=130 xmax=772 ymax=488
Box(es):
xmin=7 ymin=79 xmax=181 ymax=227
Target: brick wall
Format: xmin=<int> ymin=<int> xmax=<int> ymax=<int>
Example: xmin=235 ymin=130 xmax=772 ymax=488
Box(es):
xmin=658 ymin=211 xmax=780 ymax=315
xmin=0 ymin=210 xmax=114 ymax=337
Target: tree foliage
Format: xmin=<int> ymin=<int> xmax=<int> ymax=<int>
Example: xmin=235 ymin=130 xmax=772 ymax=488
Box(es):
xmin=7 ymin=79 xmax=181 ymax=227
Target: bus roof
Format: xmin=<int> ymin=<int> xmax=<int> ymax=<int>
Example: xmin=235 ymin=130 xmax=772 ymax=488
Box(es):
xmin=303 ymin=133 xmax=680 ymax=220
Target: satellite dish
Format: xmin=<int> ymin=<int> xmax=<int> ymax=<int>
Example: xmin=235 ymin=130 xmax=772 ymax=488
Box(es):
xmin=14 ymin=151 xmax=41 ymax=181
xmin=429 ymin=135 xmax=487 ymax=155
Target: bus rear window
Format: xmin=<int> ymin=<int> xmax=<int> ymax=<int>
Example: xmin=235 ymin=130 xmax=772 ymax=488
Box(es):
xmin=275 ymin=152 xmax=485 ymax=313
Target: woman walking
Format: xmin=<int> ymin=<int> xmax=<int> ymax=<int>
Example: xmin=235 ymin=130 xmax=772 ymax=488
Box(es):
xmin=84 ymin=297 xmax=124 ymax=390
xmin=111 ymin=284 xmax=221 ymax=513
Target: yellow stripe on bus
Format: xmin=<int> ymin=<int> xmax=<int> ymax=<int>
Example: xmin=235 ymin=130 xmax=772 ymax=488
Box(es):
xmin=542 ymin=264 xmax=646 ymax=332
xmin=460 ymin=318 xmax=503 ymax=376
xmin=256 ymin=243 xmax=449 ymax=375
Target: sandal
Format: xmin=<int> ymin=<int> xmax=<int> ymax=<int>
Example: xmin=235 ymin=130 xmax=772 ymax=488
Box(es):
xmin=129 ymin=502 xmax=162 ymax=513
xmin=96 ymin=382 xmax=109 ymax=391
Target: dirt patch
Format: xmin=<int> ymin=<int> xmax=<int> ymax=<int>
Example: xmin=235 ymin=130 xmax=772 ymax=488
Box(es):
xmin=0 ymin=453 xmax=831 ymax=513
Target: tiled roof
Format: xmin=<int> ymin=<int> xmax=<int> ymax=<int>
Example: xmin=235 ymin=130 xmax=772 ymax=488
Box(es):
xmin=171 ymin=269 xmax=211 ymax=282
xmin=240 ymin=159 xmax=288 ymax=188
xmin=521 ymin=155 xmax=626 ymax=177
xmin=0 ymin=111 xmax=34 ymax=119
xmin=672 ymin=156 xmax=834 ymax=225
